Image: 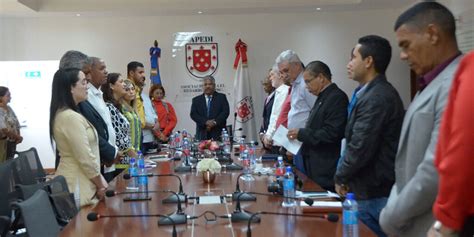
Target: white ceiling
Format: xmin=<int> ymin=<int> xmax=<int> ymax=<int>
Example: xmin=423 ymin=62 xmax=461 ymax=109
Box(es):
xmin=0 ymin=0 xmax=417 ymax=17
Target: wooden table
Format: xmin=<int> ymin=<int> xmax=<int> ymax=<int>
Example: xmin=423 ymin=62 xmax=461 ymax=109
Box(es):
xmin=59 ymin=156 xmax=376 ymax=237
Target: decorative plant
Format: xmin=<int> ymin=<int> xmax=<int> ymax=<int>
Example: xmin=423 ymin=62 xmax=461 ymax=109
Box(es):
xmin=196 ymin=158 xmax=222 ymax=174
xmin=198 ymin=140 xmax=219 ymax=151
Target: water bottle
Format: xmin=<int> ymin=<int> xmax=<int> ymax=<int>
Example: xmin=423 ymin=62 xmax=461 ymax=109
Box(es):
xmin=221 ymin=128 xmax=226 ymax=142
xmin=127 ymin=157 xmax=138 ymax=190
xmin=239 ymin=137 xmax=246 ymax=160
xmin=223 ymin=131 xmax=231 ymax=155
xmin=137 ymin=151 xmax=148 ymax=198
xmin=248 ymin=141 xmax=256 ymax=170
xmin=283 ymin=166 xmax=296 ymax=207
xmin=275 ymin=156 xmax=285 ymax=179
xmin=343 ymin=193 xmax=359 ymax=237
xmin=241 ymin=149 xmax=254 ymax=181
xmin=174 ymin=131 xmax=181 ymax=150
xmin=182 ymin=137 xmax=191 ymax=165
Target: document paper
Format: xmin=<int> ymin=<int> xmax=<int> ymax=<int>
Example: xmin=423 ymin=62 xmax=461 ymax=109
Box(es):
xmin=272 ymin=126 xmax=303 ymax=155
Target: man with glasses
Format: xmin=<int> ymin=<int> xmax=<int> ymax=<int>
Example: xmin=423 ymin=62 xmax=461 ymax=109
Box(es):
xmin=276 ymin=50 xmax=316 ymax=173
xmin=287 ymin=61 xmax=348 ymax=192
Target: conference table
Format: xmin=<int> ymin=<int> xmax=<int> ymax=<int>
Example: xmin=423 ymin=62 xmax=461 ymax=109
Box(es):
xmin=59 ymin=151 xmax=376 ymax=237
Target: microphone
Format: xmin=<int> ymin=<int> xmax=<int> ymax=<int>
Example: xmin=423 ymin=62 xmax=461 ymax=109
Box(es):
xmin=232 ymin=173 xmax=257 ymax=201
xmin=105 ymin=189 xmax=187 ymax=226
xmin=246 ymin=212 xmax=339 ymax=237
xmin=231 ymin=191 xmax=315 ymax=207
xmin=157 ymin=190 xmax=187 ymax=226
xmin=87 ymin=212 xmax=177 ymax=237
xmin=123 ymin=173 xmax=187 ymax=204
xmin=228 ymin=191 xmax=260 ymax=223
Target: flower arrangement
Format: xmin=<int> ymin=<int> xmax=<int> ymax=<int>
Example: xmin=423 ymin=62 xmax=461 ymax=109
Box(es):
xmin=196 ymin=158 xmax=222 ymax=174
xmin=198 ymin=139 xmax=219 ymax=151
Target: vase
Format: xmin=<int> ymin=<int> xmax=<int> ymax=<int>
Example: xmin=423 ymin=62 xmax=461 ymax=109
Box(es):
xmin=202 ymin=171 xmax=216 ymax=183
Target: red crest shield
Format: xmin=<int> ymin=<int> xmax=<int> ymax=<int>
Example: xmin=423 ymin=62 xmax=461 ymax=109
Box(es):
xmin=185 ymin=43 xmax=218 ymax=78
xmin=236 ymin=96 xmax=254 ymax=123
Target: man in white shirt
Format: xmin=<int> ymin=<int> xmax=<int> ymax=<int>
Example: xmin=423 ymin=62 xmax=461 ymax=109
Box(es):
xmin=276 ymin=50 xmax=317 ymax=173
xmin=85 ymin=57 xmax=121 ymax=180
xmin=263 ymin=66 xmax=289 ymax=148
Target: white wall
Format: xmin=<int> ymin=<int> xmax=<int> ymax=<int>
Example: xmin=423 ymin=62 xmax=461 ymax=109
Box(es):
xmin=0 ymin=8 xmax=413 ymax=168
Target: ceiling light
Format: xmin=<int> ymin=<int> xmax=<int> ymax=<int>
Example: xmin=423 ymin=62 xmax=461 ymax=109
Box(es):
xmin=76 ymin=13 xmax=81 ymax=16
xmin=316 ymin=8 xmax=321 ymax=11
xmin=198 ymin=11 xmax=203 ymax=14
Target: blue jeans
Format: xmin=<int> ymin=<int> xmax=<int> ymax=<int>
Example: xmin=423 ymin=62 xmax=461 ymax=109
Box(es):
xmin=293 ymin=150 xmax=306 ymax=174
xmin=357 ymin=197 xmax=388 ymax=237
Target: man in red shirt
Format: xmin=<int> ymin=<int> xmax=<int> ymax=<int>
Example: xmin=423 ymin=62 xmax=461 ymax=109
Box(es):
xmin=428 ymin=51 xmax=474 ymax=237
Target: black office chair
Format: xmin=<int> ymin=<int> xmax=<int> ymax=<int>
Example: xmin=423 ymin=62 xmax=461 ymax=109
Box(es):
xmin=0 ymin=215 xmax=11 ymax=237
xmin=13 ymin=148 xmax=46 ymax=185
xmin=12 ymin=190 xmax=61 ymax=237
xmin=15 ymin=176 xmax=77 ymax=226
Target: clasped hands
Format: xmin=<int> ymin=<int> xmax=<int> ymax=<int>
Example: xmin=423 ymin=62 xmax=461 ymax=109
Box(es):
xmin=205 ymin=119 xmax=217 ymax=131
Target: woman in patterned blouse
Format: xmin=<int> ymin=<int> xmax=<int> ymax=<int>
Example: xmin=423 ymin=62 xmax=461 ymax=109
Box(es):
xmin=101 ymin=73 xmax=137 ymax=170
xmin=0 ymin=86 xmax=23 ymax=163
xmin=122 ymin=80 xmax=142 ymax=154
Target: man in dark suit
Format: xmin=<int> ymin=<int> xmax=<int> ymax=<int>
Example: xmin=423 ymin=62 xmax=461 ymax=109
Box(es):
xmin=190 ymin=75 xmax=230 ymax=140
xmin=259 ymin=73 xmax=275 ymax=144
xmin=287 ymin=61 xmax=348 ymax=192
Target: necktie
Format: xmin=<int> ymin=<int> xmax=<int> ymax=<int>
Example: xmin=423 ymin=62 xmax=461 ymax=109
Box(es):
xmin=207 ymin=96 xmax=212 ymax=117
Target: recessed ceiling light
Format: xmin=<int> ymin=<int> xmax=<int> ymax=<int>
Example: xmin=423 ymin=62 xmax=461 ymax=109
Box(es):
xmin=198 ymin=11 xmax=203 ymax=14
xmin=76 ymin=13 xmax=81 ymax=16
xmin=316 ymin=8 xmax=321 ymax=11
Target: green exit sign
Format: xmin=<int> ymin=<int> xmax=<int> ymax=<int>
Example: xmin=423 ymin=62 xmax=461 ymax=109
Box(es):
xmin=25 ymin=71 xmax=41 ymax=78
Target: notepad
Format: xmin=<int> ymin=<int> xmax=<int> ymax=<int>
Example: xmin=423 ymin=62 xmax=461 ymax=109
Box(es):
xmin=198 ymin=196 xmax=222 ymax=205
xmin=300 ymin=201 xmax=342 ymax=207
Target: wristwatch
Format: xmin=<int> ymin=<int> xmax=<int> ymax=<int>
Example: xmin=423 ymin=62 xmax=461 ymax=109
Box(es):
xmin=433 ymin=220 xmax=458 ymax=236
xmin=434 ymin=220 xmax=442 ymax=232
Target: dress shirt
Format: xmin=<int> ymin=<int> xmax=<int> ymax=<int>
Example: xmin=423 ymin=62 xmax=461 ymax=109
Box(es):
xmin=141 ymin=91 xmax=158 ymax=143
xmin=433 ymin=52 xmax=474 ymax=230
xmin=288 ymin=72 xmax=317 ymax=129
xmin=418 ymin=52 xmax=462 ymax=91
xmin=265 ymin=84 xmax=289 ymax=137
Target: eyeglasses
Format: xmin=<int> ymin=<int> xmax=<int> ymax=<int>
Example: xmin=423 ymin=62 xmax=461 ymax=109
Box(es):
xmin=304 ymin=75 xmax=318 ymax=84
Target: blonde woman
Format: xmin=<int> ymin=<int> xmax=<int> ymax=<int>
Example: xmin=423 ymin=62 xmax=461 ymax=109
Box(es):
xmin=122 ymin=80 xmax=141 ymax=152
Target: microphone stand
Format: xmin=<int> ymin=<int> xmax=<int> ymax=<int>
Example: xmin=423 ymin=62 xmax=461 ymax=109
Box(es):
xmin=87 ymin=212 xmax=177 ymax=237
xmin=246 ymin=212 xmax=339 ymax=237
xmin=232 ymin=173 xmax=257 ymax=201
xmin=123 ymin=173 xmax=187 ymax=204
xmin=158 ymin=190 xmax=188 ymax=226
xmin=158 ymin=174 xmax=187 ymax=204
xmin=230 ymin=192 xmax=261 ymax=223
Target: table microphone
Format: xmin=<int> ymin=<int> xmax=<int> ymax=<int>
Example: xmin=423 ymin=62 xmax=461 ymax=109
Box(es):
xmin=246 ymin=211 xmax=339 ymax=237
xmin=232 ymin=173 xmax=257 ymax=201
xmin=123 ymin=173 xmax=187 ymax=204
xmin=227 ymin=191 xmax=316 ymax=223
xmin=231 ymin=191 xmax=315 ymax=207
xmin=105 ymin=189 xmax=188 ymax=226
xmin=87 ymin=212 xmax=177 ymax=237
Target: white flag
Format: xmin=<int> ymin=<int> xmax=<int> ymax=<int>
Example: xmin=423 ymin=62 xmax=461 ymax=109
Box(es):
xmin=233 ymin=39 xmax=257 ymax=142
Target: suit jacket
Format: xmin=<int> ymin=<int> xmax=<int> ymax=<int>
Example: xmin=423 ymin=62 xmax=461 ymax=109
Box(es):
xmin=190 ymin=92 xmax=230 ymax=140
xmin=380 ymin=55 xmax=462 ymax=237
xmin=260 ymin=92 xmax=275 ymax=133
xmin=335 ymin=75 xmax=405 ymax=200
xmin=297 ymin=83 xmax=348 ymax=190
xmin=54 ymin=109 xmax=101 ymax=207
xmin=78 ymin=100 xmax=116 ymax=165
